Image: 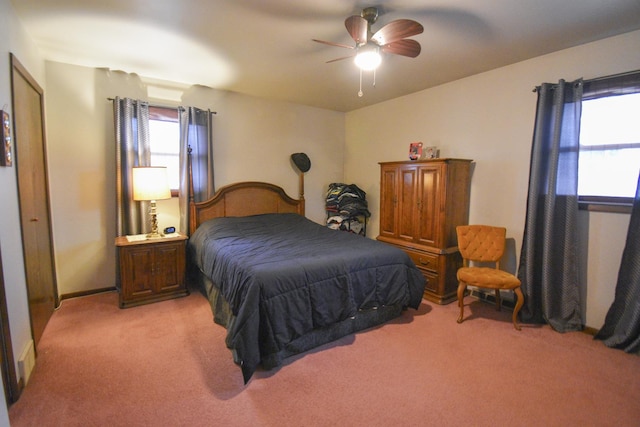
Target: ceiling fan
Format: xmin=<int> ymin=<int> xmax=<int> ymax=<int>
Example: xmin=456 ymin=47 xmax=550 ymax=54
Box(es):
xmin=313 ymin=7 xmax=424 ymax=96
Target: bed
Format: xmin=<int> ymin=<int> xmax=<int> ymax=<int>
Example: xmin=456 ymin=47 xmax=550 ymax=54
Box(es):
xmin=187 ymin=180 xmax=426 ymax=383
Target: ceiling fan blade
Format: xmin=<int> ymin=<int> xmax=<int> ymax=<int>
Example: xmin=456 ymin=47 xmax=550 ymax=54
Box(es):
xmin=381 ymin=39 xmax=422 ymax=58
xmin=326 ymin=55 xmax=355 ymax=64
xmin=371 ymin=19 xmax=424 ymax=46
xmin=312 ymin=39 xmax=354 ymax=50
xmin=345 ymin=15 xmax=368 ymax=45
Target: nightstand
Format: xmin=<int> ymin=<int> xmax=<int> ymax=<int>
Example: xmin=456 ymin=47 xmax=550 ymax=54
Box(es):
xmin=115 ymin=233 xmax=189 ymax=308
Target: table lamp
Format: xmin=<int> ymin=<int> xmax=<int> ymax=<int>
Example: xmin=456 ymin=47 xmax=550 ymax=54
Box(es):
xmin=132 ymin=166 xmax=171 ymax=239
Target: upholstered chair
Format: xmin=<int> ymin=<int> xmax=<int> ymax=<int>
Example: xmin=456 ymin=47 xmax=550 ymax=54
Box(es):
xmin=456 ymin=225 xmax=524 ymax=330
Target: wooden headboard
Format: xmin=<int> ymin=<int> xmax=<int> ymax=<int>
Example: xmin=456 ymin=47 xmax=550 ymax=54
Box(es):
xmin=188 ymin=181 xmax=305 ymax=235
xmin=187 ymin=147 xmax=306 ymax=235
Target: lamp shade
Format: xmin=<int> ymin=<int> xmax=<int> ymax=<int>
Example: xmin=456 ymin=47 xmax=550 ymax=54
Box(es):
xmin=132 ymin=167 xmax=171 ymax=201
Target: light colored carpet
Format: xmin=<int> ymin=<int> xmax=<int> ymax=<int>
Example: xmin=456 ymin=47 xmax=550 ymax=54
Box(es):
xmin=9 ymin=290 xmax=640 ymax=426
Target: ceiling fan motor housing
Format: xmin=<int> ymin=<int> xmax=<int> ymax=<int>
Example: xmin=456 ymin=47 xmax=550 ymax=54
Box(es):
xmin=361 ymin=7 xmax=379 ymax=24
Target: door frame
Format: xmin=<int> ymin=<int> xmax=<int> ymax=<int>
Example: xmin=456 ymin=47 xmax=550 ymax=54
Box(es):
xmin=0 ymin=243 xmax=20 ymax=404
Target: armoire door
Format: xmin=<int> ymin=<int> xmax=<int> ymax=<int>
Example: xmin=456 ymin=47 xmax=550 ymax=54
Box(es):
xmin=379 ymin=163 xmax=419 ymax=243
xmin=379 ymin=164 xmax=399 ymax=239
xmin=11 ymin=54 xmax=58 ymax=350
xmin=397 ymin=165 xmax=419 ymax=242
xmin=416 ymin=164 xmax=442 ymax=247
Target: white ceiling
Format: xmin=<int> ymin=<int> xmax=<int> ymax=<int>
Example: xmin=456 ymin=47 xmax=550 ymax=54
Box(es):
xmin=10 ymin=0 xmax=640 ymax=112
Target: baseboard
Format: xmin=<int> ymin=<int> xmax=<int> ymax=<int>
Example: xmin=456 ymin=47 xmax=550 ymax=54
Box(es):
xmin=583 ymin=326 xmax=599 ymax=336
xmin=469 ymin=289 xmax=515 ymax=309
xmin=18 ymin=339 xmax=35 ymax=386
xmin=470 ymin=289 xmax=601 ymax=335
xmin=59 ymin=287 xmax=117 ymax=302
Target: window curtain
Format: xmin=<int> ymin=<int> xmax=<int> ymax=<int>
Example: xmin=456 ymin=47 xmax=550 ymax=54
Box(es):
xmin=594 ymin=172 xmax=640 ymax=352
xmin=590 ymin=71 xmax=640 ymax=353
xmin=178 ymin=107 xmax=214 ymax=234
xmin=114 ymin=97 xmax=151 ymax=236
xmin=517 ymin=79 xmax=584 ymax=332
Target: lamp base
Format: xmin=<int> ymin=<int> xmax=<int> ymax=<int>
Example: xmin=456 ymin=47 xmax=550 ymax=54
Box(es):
xmin=146 ymin=200 xmax=163 ymax=239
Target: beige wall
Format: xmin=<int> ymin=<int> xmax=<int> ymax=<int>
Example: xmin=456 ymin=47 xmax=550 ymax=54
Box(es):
xmin=345 ymin=30 xmax=640 ymax=329
xmin=0 ymin=0 xmax=49 ymax=406
xmin=2 ymin=1 xmax=639 ymax=412
xmin=44 ymin=62 xmax=345 ymax=297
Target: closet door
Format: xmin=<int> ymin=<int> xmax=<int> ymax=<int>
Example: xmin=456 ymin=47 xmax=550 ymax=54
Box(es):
xmin=11 ymin=54 xmax=58 ymax=350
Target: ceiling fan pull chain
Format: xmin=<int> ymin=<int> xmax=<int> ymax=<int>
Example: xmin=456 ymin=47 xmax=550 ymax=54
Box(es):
xmin=373 ymin=69 xmax=376 ymax=88
xmin=358 ymin=68 xmax=364 ymax=97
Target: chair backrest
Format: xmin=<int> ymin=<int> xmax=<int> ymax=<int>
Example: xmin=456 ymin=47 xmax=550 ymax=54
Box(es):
xmin=456 ymin=225 xmax=506 ymax=263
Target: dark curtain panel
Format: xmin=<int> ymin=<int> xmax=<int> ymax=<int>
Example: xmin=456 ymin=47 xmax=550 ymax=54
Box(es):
xmin=114 ymin=97 xmax=150 ymax=236
xmin=595 ymin=171 xmax=640 ymax=353
xmin=517 ymin=79 xmax=584 ymax=332
xmin=178 ymin=107 xmax=214 ymax=234
xmin=583 ymin=70 xmax=640 ymax=352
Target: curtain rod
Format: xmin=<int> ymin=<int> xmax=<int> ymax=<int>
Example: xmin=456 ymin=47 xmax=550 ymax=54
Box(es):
xmin=583 ymin=68 xmax=640 ymax=85
xmin=532 ymin=79 xmax=583 ymax=93
xmin=107 ymin=97 xmax=217 ymax=114
xmin=532 ymin=69 xmax=640 ymax=92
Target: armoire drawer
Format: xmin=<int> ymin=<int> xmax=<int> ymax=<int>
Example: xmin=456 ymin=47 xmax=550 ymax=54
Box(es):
xmin=404 ymin=249 xmax=439 ymax=273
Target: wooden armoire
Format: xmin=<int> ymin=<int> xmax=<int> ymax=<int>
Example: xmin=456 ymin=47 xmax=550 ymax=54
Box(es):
xmin=377 ymin=158 xmax=473 ymax=304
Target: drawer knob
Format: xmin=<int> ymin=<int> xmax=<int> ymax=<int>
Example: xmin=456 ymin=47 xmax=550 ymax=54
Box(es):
xmin=419 ymin=258 xmax=431 ymax=266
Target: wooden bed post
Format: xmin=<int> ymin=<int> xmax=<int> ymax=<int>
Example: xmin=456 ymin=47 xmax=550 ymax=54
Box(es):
xmin=298 ymin=172 xmax=306 ymax=216
xmin=299 ymin=172 xmax=305 ymax=202
xmin=290 ymin=153 xmax=309 ymax=216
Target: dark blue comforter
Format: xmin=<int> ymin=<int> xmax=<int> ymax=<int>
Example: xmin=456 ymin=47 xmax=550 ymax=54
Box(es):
xmin=189 ymin=213 xmax=425 ymax=382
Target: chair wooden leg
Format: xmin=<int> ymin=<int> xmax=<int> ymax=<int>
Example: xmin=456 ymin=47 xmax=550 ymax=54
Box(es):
xmin=494 ymin=289 xmax=501 ymax=311
xmin=512 ymin=286 xmax=524 ymax=331
xmin=457 ymin=282 xmax=466 ymax=324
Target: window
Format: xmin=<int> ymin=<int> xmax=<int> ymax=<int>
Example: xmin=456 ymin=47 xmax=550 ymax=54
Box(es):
xmin=578 ymin=71 xmax=640 ymax=212
xmin=149 ymin=106 xmax=179 ymax=196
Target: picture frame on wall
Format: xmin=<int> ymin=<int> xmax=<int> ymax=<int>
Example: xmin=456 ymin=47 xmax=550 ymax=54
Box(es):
xmin=1 ymin=110 xmax=12 ymax=167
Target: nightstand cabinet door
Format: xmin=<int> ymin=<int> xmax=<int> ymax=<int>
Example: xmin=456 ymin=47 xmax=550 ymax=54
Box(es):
xmin=116 ymin=235 xmax=188 ymax=308
xmin=154 ymin=242 xmax=185 ymax=293
xmin=121 ymin=245 xmax=155 ymax=301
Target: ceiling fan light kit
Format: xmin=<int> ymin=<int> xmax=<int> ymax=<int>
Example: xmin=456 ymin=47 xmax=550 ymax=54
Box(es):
xmin=313 ymin=7 xmax=423 ymax=97
xmin=354 ymin=44 xmax=381 ymax=71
